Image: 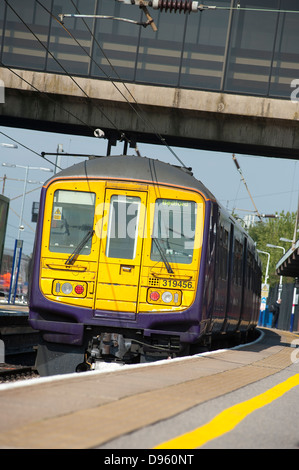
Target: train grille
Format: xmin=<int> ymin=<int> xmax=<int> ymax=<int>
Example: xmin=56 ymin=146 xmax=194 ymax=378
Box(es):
xmin=148 ymin=277 xmax=160 ymax=287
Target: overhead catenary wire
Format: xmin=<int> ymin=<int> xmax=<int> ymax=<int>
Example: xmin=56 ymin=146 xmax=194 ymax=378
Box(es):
xmin=0 ymin=64 xmax=96 ymax=136
xmin=116 ymin=0 xmax=299 ymax=15
xmin=200 ymin=5 xmax=299 ymax=14
xmin=4 ymin=0 xmax=145 ymax=159
xmin=68 ymin=0 xmax=140 ymax=106
xmin=37 ymin=0 xmax=187 ymax=168
xmin=3 ymin=0 xmax=297 ymax=176
xmin=4 ymin=2 xmax=297 ymax=254
xmin=0 ymin=3 xmax=147 ymax=171
xmin=232 ymin=154 xmax=262 ymax=221
xmin=1 ymin=0 xmax=188 ymax=254
xmin=222 ymin=188 xmax=299 ymax=207
xmin=4 ymin=0 xmax=125 ymax=142
xmin=3 ymin=0 xmax=188 ymax=169
xmin=35 ymin=0 xmax=139 ymax=148
xmin=67 ymin=0 xmax=163 ymax=147
xmin=0 ymin=129 xmax=58 ymax=171
xmin=55 ymin=0 xmax=299 ymax=169
xmin=0 ymin=64 xmax=97 ymax=171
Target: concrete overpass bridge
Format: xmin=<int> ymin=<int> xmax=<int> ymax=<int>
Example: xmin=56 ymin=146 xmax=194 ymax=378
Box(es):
xmin=0 ymin=0 xmax=299 ymax=159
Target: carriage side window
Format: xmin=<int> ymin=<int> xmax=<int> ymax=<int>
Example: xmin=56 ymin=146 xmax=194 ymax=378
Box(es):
xmin=247 ymin=251 xmax=253 ymax=290
xmin=151 ymin=199 xmax=196 ymax=265
xmin=219 ymin=226 xmax=228 ymax=281
xmin=233 ymin=240 xmax=243 ymax=286
xmin=49 ymin=190 xmax=95 ymax=254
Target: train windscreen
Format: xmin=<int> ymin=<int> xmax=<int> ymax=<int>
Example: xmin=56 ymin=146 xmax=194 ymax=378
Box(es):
xmin=49 ymin=190 xmax=95 ymax=254
xmin=151 ymin=199 xmax=196 ymax=265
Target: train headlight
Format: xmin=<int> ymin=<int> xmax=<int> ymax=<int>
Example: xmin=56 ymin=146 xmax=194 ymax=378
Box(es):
xmin=53 ymin=280 xmax=88 ymax=297
xmin=61 ymin=282 xmax=73 ymax=295
xmin=161 ymin=291 xmax=173 ymax=303
xmin=147 ymin=287 xmax=181 ymax=306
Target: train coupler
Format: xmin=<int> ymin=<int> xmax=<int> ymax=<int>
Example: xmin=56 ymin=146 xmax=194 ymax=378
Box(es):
xmin=87 ymin=333 xmax=133 ymax=364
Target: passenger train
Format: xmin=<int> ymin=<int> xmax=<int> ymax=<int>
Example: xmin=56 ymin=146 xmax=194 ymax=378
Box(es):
xmin=28 ymin=155 xmax=262 ymax=376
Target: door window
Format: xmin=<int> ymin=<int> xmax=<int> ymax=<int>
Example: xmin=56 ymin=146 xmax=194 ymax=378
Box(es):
xmin=106 ymin=195 xmax=141 ymax=260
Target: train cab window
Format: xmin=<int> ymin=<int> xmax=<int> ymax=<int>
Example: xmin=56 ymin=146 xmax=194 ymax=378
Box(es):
xmin=106 ymin=195 xmax=141 ymax=260
xmin=150 ymin=199 xmax=196 ymax=265
xmin=49 ymin=190 xmax=96 ymax=254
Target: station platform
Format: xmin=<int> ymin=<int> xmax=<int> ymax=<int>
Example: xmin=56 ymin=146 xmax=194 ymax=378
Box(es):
xmin=0 ymin=327 xmax=298 ymax=449
xmin=0 ymin=302 xmax=29 ymax=321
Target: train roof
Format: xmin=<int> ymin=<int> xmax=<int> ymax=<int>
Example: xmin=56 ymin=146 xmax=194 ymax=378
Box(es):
xmin=44 ymin=154 xmax=216 ymax=202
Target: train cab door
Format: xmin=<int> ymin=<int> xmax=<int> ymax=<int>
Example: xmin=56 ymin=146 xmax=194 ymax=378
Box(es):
xmin=94 ymin=188 xmax=147 ymax=315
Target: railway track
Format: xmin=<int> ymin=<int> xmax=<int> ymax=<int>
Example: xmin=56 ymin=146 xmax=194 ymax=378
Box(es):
xmin=0 ymin=327 xmax=297 ymax=449
xmin=0 ymin=327 xmax=260 ymax=384
xmin=0 ymin=305 xmax=40 ymax=383
xmin=0 ymin=362 xmax=39 ymax=383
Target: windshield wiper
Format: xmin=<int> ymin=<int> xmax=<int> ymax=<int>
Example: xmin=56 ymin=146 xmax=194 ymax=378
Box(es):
xmin=152 ymin=237 xmax=174 ymax=274
xmin=65 ymin=229 xmax=94 ymax=265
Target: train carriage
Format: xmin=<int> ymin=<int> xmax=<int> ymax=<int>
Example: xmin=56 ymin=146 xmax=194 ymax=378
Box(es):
xmin=28 ymin=155 xmax=261 ymax=376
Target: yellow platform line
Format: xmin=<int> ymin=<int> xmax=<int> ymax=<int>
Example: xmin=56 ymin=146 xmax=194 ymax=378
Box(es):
xmin=155 ymin=373 xmax=299 ymax=449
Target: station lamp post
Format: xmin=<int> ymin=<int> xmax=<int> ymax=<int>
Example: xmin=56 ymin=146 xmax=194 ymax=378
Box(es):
xmin=2 ymin=163 xmax=52 ymax=239
xmin=279 ymin=237 xmax=293 ymax=243
xmin=257 ymin=249 xmax=271 ymax=327
xmin=1 ymin=143 xmax=18 ymax=193
xmin=266 ymin=244 xmax=285 ymax=300
xmin=0 ymin=143 xmax=18 ymax=148
xmin=257 ymin=249 xmax=270 ymax=285
xmin=2 ymin=163 xmax=53 ymax=303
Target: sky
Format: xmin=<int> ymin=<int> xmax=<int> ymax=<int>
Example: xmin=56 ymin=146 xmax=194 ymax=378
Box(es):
xmin=0 ymin=124 xmax=298 ymax=257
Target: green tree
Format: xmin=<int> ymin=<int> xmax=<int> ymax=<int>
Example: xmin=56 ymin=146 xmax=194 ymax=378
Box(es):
xmin=247 ymin=211 xmax=296 ymax=287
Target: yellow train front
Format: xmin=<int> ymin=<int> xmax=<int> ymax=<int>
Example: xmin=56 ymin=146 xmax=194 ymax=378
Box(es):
xmin=29 ymin=155 xmax=261 ymax=376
